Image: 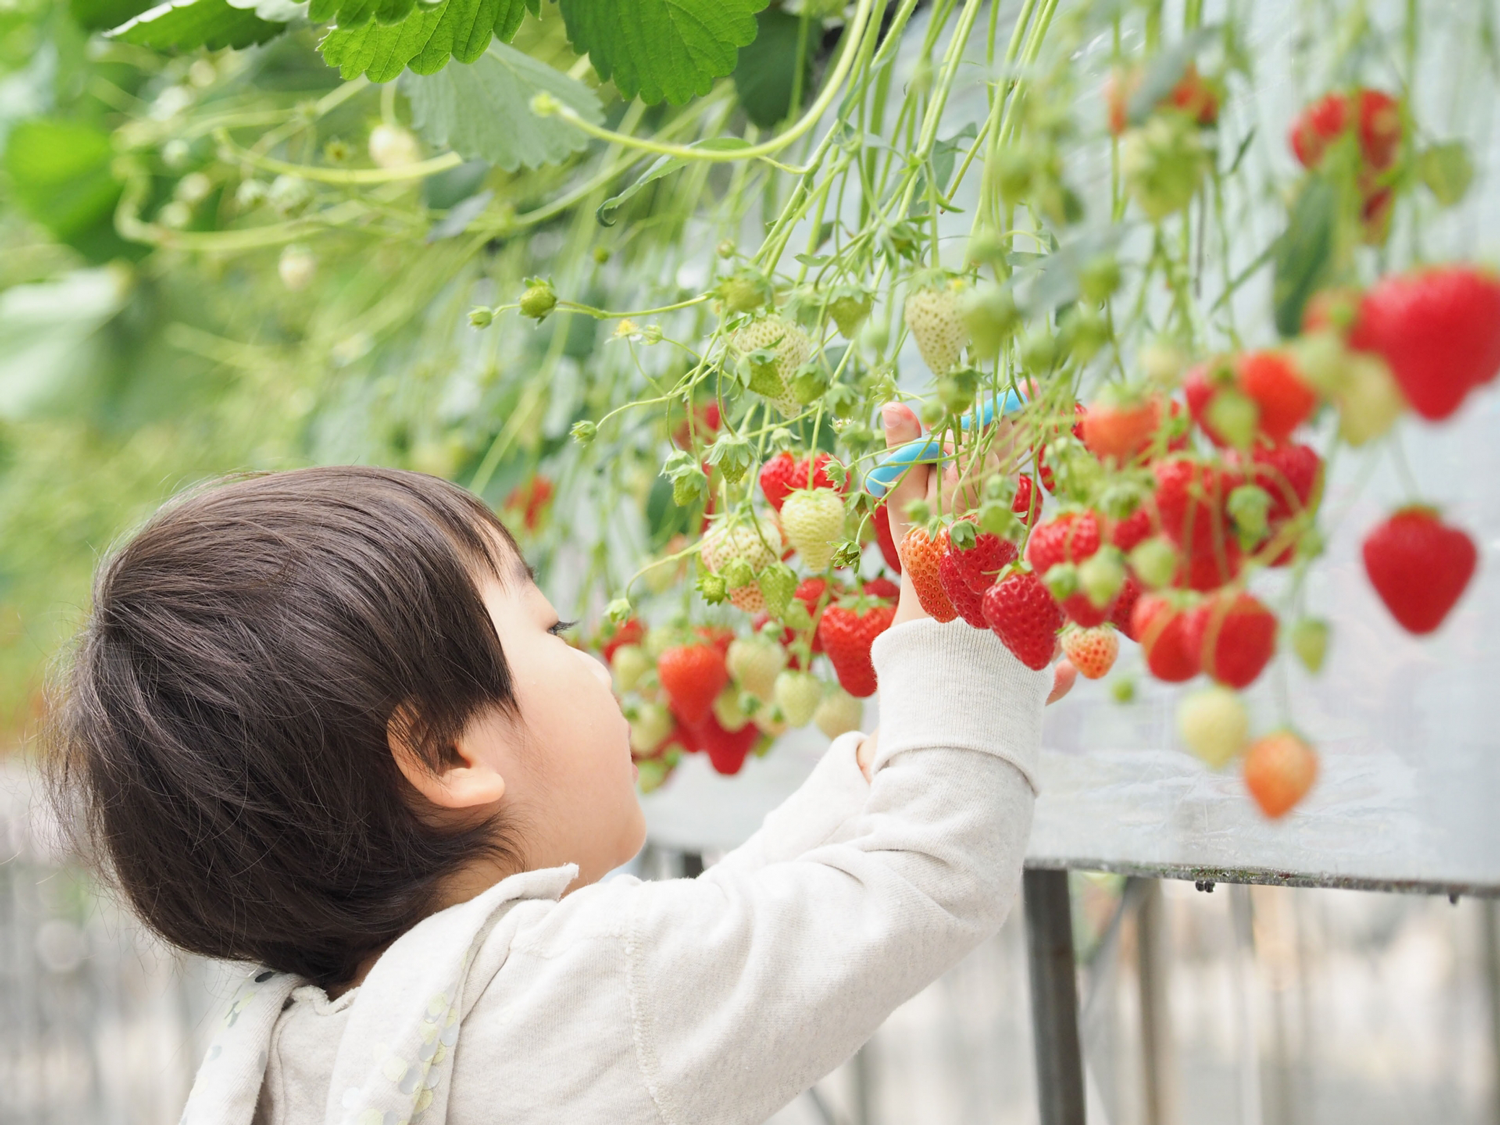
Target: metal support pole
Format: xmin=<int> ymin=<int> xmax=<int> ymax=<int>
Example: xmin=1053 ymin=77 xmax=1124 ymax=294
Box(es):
xmin=1484 ymin=900 xmax=1500 ymax=1125
xmin=1025 ymin=868 xmax=1086 ymax=1125
xmin=1137 ymin=879 xmax=1177 ymax=1125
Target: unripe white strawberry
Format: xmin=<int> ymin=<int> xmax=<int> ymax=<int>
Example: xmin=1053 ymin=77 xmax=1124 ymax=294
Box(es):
xmin=701 ymin=518 xmax=781 ymax=609
xmin=712 ymin=687 xmax=751 ymax=732
xmin=368 ymin=123 xmax=421 ymax=169
xmin=610 ymin=643 xmax=652 ymax=692
xmin=629 ymin=700 xmax=673 ymax=755
xmin=814 ymin=686 xmax=863 ymax=739
xmin=904 ymin=278 xmax=970 ymax=374
xmin=278 ymin=244 xmax=316 ymax=291
xmin=726 ymin=636 xmax=786 ymax=699
xmin=774 ymin=669 xmax=823 ymax=727
xmin=730 ymin=315 xmax=812 ymax=417
xmin=780 ymin=488 xmax=844 ymax=571
xmin=753 ymin=705 xmax=788 ymax=737
xmin=1177 ymin=686 xmax=1249 ymax=769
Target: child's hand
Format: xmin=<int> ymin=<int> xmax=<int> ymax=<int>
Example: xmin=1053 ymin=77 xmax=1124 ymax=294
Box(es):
xmin=875 ymin=402 xmax=1076 ymax=727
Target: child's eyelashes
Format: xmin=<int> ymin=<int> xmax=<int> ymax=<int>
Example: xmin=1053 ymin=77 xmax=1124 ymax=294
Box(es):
xmin=548 ymin=619 xmax=578 ymax=638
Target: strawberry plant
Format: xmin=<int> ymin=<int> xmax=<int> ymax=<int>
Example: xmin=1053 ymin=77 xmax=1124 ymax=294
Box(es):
xmin=0 ymin=0 xmax=1493 ymax=816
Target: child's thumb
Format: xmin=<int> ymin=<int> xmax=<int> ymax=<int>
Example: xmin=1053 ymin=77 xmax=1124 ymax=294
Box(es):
xmin=880 ymin=403 xmax=927 ymax=541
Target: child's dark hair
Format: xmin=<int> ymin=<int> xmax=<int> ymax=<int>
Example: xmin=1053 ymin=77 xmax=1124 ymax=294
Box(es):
xmin=46 ymin=466 xmax=527 ymax=988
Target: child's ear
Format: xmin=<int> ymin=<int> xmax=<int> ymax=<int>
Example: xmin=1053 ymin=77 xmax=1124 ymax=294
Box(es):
xmin=387 ymin=706 xmax=508 ymax=811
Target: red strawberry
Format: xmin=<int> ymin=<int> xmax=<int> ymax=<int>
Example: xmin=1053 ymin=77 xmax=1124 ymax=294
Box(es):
xmin=1177 ymin=538 xmax=1243 ymax=592
xmin=759 ymin=452 xmax=798 ymax=511
xmin=1245 ymin=442 xmax=1322 ymax=565
xmin=685 ymin=712 xmax=758 ymax=775
xmin=1183 ymin=358 xmax=1239 ymax=447
xmin=1153 ymin=458 xmax=1239 ymax=554
xmin=1026 ymin=510 xmax=1103 ymax=573
xmin=1290 ymin=89 xmax=1400 ymax=171
xmin=1168 ymin=63 xmax=1220 ymax=127
xmin=1106 ymin=62 xmax=1219 ymax=136
xmin=1131 ymin=593 xmax=1200 ymax=682
xmin=949 ymin=520 xmax=1019 ymax=592
xmin=1081 ymin=395 xmax=1160 ymax=464
xmin=794 ymin=576 xmax=837 ymax=652
xmin=1013 ymin=473 xmax=1042 ymax=526
xmin=504 ymin=476 xmax=554 ymax=532
xmin=1244 ymin=732 xmax=1318 ymax=819
xmin=658 ymin=644 xmax=729 ymax=726
xmin=873 ymin=504 xmax=903 ymax=573
xmin=1236 ymin=351 xmax=1317 ymax=444
xmin=789 ymin=452 xmax=845 ymax=493
xmin=1290 ymin=91 xmax=1350 ymax=168
xmin=1062 ymin=625 xmax=1119 ymax=679
xmin=1181 ymin=591 xmax=1278 ymax=689
xmin=938 ymin=551 xmax=989 ymax=629
xmin=1361 ymin=508 xmax=1478 ymax=634
xmin=861 ymin=575 xmax=901 ymax=601
xmin=1027 ymin=510 xmax=1110 ymax=626
xmin=819 ymin=600 xmax=898 ymax=697
xmin=695 ymin=624 xmax=736 ymax=657
xmin=671 ymin=402 xmax=722 ymax=449
xmin=982 ymin=569 xmax=1065 ymax=671
xmin=899 ymin=526 xmax=957 ymax=622
xmin=1355 ymin=88 xmax=1402 ymax=170
xmin=1346 ymin=267 xmax=1500 ymax=421
xmin=1110 ymin=507 xmax=1155 ymax=554
xmin=1110 ymin=574 xmax=1142 ymax=640
xmin=600 ymin=617 xmax=645 ymax=664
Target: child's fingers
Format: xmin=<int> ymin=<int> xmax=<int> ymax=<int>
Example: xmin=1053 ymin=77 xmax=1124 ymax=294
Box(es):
xmin=1046 ymin=660 xmax=1077 ymax=705
xmin=881 ymin=403 xmax=927 ymax=542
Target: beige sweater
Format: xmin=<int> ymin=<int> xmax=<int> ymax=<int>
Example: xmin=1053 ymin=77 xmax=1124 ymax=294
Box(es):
xmin=179 ymin=618 xmax=1048 ymax=1125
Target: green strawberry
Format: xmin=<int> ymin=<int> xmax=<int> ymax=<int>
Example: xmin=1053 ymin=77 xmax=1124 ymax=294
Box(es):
xmin=1177 ymin=686 xmax=1249 ymax=769
xmin=781 ymin=488 xmax=845 ymax=571
xmin=731 ymin=315 xmax=812 ymax=417
xmin=774 ymin=669 xmax=823 ymax=727
xmin=610 ymin=644 xmax=652 ymax=693
xmin=727 ymin=636 xmax=786 ymax=700
xmin=814 ymin=686 xmax=863 ymax=739
xmin=904 ymin=278 xmax=970 ymax=374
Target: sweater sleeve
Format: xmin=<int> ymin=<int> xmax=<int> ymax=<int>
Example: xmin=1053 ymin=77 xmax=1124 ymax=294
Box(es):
xmin=709 ymin=730 xmax=871 ymax=874
xmin=623 ymin=619 xmax=1048 ymax=1125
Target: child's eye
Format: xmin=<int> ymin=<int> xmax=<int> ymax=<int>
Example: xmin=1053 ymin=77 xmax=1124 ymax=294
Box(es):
xmin=548 ymin=619 xmax=577 ymax=637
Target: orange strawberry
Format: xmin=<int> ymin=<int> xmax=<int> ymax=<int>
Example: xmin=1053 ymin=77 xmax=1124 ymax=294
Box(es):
xmin=1062 ymin=625 xmax=1119 ymax=679
xmin=1243 ymin=732 xmax=1318 ymax=818
xmin=899 ymin=526 xmax=957 ymax=622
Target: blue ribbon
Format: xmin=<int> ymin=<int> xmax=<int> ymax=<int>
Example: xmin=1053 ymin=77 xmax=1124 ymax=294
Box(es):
xmin=864 ymin=388 xmax=1027 ymax=499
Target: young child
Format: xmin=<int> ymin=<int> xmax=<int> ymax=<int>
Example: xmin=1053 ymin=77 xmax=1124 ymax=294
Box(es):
xmin=49 ymin=405 xmax=1069 ymax=1125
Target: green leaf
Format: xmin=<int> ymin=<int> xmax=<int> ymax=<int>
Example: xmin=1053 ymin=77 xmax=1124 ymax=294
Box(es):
xmin=318 ymin=0 xmax=533 ymax=82
xmin=0 ymin=269 xmax=130 ymax=422
xmin=3 ymin=119 xmax=141 ymax=263
xmin=559 ymin=0 xmax=768 ymax=106
xmin=110 ymin=0 xmax=289 ymax=50
xmin=733 ymin=7 xmax=813 ymax=128
xmin=404 ymin=41 xmax=602 ymax=171
xmin=595 ymin=137 xmax=749 ymax=225
xmin=70 ymin=0 xmax=158 ymax=31
xmin=1272 ymin=176 xmax=1336 ymax=338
